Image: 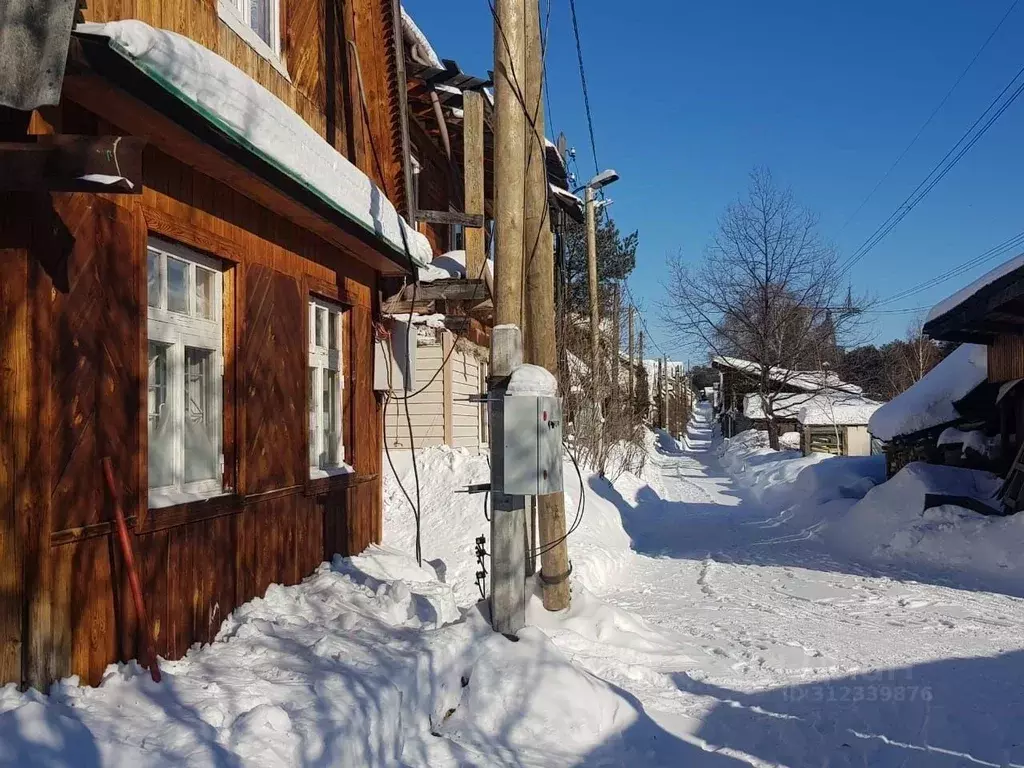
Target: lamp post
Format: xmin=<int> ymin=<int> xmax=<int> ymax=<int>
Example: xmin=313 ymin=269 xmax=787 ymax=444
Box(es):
xmin=583 ymin=170 xmax=619 ymax=467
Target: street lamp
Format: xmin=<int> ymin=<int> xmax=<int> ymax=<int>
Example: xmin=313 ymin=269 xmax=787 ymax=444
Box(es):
xmin=584 ymin=169 xmax=619 ymax=469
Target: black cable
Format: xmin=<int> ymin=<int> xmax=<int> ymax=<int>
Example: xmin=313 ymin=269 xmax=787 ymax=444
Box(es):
xmin=530 ymin=442 xmax=586 ymax=558
xmin=837 ymin=0 xmax=1020 ymax=234
xmin=567 ymin=0 xmax=599 ymax=177
xmin=837 ymin=59 xmax=1024 ymax=278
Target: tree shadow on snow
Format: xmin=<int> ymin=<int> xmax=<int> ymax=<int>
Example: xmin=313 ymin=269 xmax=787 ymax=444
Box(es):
xmin=672 ymin=649 xmax=1024 ymax=767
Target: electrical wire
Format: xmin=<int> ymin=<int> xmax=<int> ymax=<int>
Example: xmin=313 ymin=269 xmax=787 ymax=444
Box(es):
xmin=529 ymin=441 xmax=586 ymax=558
xmin=872 ymin=228 xmax=1024 ymax=307
xmin=837 ymin=0 xmax=1020 ymax=235
xmin=567 ymin=0 xmax=599 ymax=177
xmin=837 ymin=59 xmax=1024 ymax=279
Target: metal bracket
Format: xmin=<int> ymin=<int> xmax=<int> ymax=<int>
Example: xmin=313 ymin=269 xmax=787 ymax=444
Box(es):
xmin=459 ymin=483 xmax=491 ymax=494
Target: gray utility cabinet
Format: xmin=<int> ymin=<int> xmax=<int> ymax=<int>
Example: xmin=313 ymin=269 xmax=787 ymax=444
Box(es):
xmin=490 ymin=394 xmax=564 ymax=496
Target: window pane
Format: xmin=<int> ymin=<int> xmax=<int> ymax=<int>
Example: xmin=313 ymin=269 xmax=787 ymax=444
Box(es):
xmin=315 ymin=307 xmax=326 ymax=348
xmin=167 ymin=257 xmax=189 ymax=314
xmin=148 ymin=342 xmax=174 ymax=489
xmin=184 ymin=347 xmax=219 ymax=484
xmin=250 ymin=0 xmax=272 ymax=47
xmin=308 ymin=367 xmax=318 ymax=466
xmin=323 ymin=368 xmax=339 ymax=467
xmin=328 ymin=311 xmax=339 ymax=350
xmin=195 ymin=266 xmax=216 ymax=320
xmin=147 ymin=249 xmax=161 ymax=309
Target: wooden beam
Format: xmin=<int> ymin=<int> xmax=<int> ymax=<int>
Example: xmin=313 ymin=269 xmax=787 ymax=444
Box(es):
xmin=403 ymin=279 xmax=488 ymax=302
xmin=413 ymin=209 xmax=485 ymax=228
xmin=0 ymin=135 xmax=144 ymax=193
xmin=463 ymin=90 xmax=486 ymax=280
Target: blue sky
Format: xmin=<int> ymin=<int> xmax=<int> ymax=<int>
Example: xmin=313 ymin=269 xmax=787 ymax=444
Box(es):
xmin=404 ymin=0 xmax=1024 ymax=360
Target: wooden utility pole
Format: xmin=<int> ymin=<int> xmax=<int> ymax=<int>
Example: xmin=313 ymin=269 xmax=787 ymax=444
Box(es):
xmin=638 ymin=330 xmax=644 ymax=421
xmin=676 ymin=368 xmax=683 ymax=438
xmin=657 ymin=356 xmax=663 ymax=429
xmin=627 ymin=306 xmax=634 ymax=413
xmin=585 ymin=186 xmax=602 ymax=458
xmin=661 ymin=354 xmax=668 ymax=430
xmin=611 ymin=283 xmax=620 ymax=407
xmin=523 ymin=0 xmax=570 ymax=610
xmin=463 ymin=90 xmax=485 ymax=281
xmin=490 ymin=0 xmax=527 ymax=635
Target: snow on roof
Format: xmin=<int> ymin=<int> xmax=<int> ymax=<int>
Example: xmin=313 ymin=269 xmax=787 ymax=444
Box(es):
xmin=80 ymin=21 xmax=432 ymax=268
xmin=400 ymin=8 xmax=443 ymax=68
xmin=550 ymin=183 xmax=583 ymax=208
xmin=868 ymin=344 xmax=988 ymax=441
xmin=742 ymin=392 xmax=811 ymax=420
xmin=712 ymin=356 xmax=861 ymax=394
xmin=797 ymin=396 xmax=882 ymax=427
xmin=926 ymin=251 xmax=1024 ymax=325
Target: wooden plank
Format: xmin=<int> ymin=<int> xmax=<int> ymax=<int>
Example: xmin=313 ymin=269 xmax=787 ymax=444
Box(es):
xmin=0 ymin=197 xmax=28 ymax=685
xmin=413 ymin=209 xmax=484 ymax=228
xmin=402 ymin=280 xmax=488 ymax=302
xmin=463 ymin=90 xmax=485 ymax=281
xmin=0 ymin=136 xmax=144 ymax=192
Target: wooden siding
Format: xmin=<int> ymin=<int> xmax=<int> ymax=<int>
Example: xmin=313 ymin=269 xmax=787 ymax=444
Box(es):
xmin=451 ymin=346 xmax=485 ymax=452
xmin=989 ymin=334 xmax=1024 ymax=383
xmin=81 ymin=0 xmax=402 ymax=198
xmin=0 ymin=108 xmax=386 ymax=686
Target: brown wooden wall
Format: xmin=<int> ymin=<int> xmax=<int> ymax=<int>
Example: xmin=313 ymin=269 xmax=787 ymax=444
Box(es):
xmin=988 ymin=335 xmax=1024 ymax=384
xmin=0 ymin=112 xmax=385 ymax=688
xmin=81 ymin=0 xmax=404 ymax=208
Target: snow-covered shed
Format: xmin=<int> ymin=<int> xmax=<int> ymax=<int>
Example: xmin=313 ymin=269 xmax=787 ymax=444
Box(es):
xmin=868 ymin=344 xmax=996 ymax=476
xmin=796 ymin=395 xmax=882 ymax=457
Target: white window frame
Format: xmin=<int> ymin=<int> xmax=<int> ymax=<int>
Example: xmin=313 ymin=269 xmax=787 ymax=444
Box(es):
xmin=309 ymin=298 xmax=352 ymax=478
xmin=216 ymin=0 xmax=288 ymax=79
xmin=147 ymin=237 xmax=225 ymax=509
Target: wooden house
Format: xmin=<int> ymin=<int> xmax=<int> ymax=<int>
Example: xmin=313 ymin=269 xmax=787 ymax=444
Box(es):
xmin=0 ymin=0 xmax=428 ymax=688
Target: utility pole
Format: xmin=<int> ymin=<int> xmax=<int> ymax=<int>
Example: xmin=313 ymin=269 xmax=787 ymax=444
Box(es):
xmin=523 ymin=0 xmax=570 ymax=611
xmin=676 ymin=368 xmax=683 ymax=438
xmin=661 ymin=354 xmax=668 ymax=430
xmin=627 ymin=305 xmax=634 ymax=414
xmin=490 ymin=0 xmax=527 ymax=635
xmin=638 ymin=330 xmax=644 ymax=422
xmin=611 ymin=283 xmax=620 ymax=409
xmin=463 ymin=90 xmax=485 ymax=281
xmin=657 ymin=356 xmax=663 ymax=429
xmin=585 ymin=185 xmax=602 ymax=461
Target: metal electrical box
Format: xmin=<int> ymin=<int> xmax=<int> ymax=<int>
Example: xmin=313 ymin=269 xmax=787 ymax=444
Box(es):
xmin=490 ymin=394 xmax=563 ymax=495
xmin=374 ymin=319 xmax=416 ymax=391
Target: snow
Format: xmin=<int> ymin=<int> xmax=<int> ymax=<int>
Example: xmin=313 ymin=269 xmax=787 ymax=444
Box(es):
xmin=400 ymin=8 xmax=443 ymax=68
xmin=797 ymin=395 xmax=882 ymax=426
xmin=712 ymin=355 xmax=862 ymax=394
xmin=778 ymin=430 xmax=801 ymax=450
xmin=938 ymin=427 xmax=997 ymax=457
xmin=79 ymin=20 xmax=432 ymax=268
xmin=418 ymin=250 xmax=467 ymax=283
xmin=926 ymin=250 xmax=1024 ymax=324
xmin=506 ymin=363 xmax=559 ymax=397
xmin=6 ymin=406 xmax=1024 ymax=766
xmin=868 ymin=344 xmax=988 ymax=441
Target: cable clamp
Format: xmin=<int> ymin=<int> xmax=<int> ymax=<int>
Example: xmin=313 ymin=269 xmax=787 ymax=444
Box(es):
xmin=538 ymin=561 xmax=573 ymax=586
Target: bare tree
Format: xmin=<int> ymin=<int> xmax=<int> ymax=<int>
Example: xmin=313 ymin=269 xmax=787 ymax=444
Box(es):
xmin=661 ymin=168 xmax=868 ymax=448
xmin=883 ymin=316 xmax=945 ymax=397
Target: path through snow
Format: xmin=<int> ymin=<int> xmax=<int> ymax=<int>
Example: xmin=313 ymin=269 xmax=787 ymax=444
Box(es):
xmin=536 ymin=405 xmax=1024 ymax=766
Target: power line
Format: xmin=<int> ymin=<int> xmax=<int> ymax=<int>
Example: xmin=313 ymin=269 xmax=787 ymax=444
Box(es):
xmin=837 ymin=0 xmax=1020 ymax=234
xmin=567 ymin=0 xmax=599 ymax=176
xmin=622 ymin=282 xmax=667 ymax=358
xmin=874 ymin=228 xmax=1024 ymax=307
xmin=837 ymin=58 xmax=1024 ymax=279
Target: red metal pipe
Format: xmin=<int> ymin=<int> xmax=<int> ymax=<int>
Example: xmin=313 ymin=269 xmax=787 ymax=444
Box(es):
xmin=102 ymin=457 xmax=161 ymax=683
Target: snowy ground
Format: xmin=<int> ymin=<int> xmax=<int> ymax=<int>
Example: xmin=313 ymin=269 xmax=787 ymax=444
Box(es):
xmin=2 ymin=404 xmax=1023 ymax=766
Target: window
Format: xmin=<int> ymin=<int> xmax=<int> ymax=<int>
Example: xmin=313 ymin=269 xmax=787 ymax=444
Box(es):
xmin=147 ymin=238 xmax=224 ymax=508
xmin=309 ymin=299 xmax=349 ymax=477
xmin=217 ymin=0 xmax=284 ymax=73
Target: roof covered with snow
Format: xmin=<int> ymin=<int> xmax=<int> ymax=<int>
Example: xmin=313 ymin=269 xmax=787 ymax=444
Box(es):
xmin=79 ymin=21 xmax=432 ymax=269
xmin=400 ymin=8 xmax=443 ymax=68
xmin=925 ymin=251 xmax=1024 ymax=326
xmin=712 ymin=356 xmax=862 ymax=394
xmin=868 ymin=343 xmax=988 ymax=441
